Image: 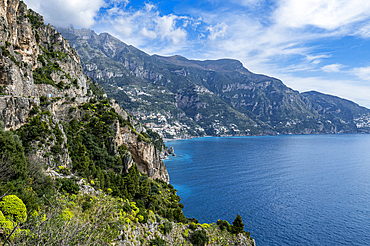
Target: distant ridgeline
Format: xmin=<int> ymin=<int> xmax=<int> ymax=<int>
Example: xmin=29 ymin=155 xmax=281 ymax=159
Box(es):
xmin=57 ymin=26 xmax=370 ymax=139
xmin=0 ymin=0 xmax=255 ymax=245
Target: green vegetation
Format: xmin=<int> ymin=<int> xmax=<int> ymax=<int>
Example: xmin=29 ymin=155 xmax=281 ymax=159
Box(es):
xmin=1 ymin=107 xmax=253 ymax=244
xmin=190 ymin=229 xmax=209 ymax=246
xmin=232 ymin=214 xmax=245 ymax=234
xmin=0 ymin=85 xmax=7 ymax=95
xmin=26 ymin=10 xmax=43 ymax=29
xmin=33 ymin=45 xmax=73 ymax=89
xmin=1 ymin=46 xmax=20 ymax=66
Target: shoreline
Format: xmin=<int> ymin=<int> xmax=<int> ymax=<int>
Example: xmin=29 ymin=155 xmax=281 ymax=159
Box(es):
xmin=163 ymin=131 xmax=369 ymax=143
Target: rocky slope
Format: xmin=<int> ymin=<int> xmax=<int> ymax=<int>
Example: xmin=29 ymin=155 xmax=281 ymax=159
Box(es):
xmin=58 ymin=26 xmax=370 ymax=138
xmin=0 ymin=0 xmax=169 ymax=182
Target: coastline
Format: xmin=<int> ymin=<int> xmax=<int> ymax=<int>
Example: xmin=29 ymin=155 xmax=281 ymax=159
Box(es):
xmin=162 ymin=131 xmax=370 ymax=143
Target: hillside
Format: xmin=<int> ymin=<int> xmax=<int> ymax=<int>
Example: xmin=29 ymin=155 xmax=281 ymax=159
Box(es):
xmin=0 ymin=0 xmax=254 ymax=245
xmin=58 ymin=27 xmax=370 ymax=138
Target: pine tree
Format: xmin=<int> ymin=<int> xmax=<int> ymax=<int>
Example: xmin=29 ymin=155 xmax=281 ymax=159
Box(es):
xmin=74 ymin=143 xmax=90 ymax=173
xmin=139 ymin=179 xmax=149 ymax=199
xmin=232 ymin=214 xmax=245 ymax=234
xmin=124 ymin=165 xmax=139 ymax=197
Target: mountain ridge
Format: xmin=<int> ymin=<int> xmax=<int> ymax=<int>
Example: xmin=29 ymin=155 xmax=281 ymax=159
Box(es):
xmin=58 ymin=26 xmax=370 ymax=138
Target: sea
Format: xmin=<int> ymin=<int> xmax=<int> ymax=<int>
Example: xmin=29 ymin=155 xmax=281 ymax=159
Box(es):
xmin=163 ymin=134 xmax=370 ymax=246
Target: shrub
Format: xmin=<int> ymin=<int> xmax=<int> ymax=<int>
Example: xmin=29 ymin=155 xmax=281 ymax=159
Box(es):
xmin=60 ymin=208 xmax=73 ymax=221
xmin=0 ymin=210 xmax=14 ymax=235
xmin=217 ymin=219 xmax=231 ymax=231
xmin=159 ymin=221 xmax=172 ymax=235
xmin=58 ymin=178 xmax=80 ymax=194
xmin=82 ymin=200 xmax=92 ymax=212
xmin=189 ymin=222 xmax=197 ymax=230
xmin=0 ymin=195 xmax=27 ymax=224
xmin=190 ymin=229 xmax=209 ymax=246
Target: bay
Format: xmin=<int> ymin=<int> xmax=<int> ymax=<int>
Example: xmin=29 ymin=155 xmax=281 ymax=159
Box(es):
xmin=163 ymin=134 xmax=370 ymax=245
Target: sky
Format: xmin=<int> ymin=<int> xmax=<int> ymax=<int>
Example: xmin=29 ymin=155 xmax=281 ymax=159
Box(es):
xmin=22 ymin=0 xmax=370 ymax=108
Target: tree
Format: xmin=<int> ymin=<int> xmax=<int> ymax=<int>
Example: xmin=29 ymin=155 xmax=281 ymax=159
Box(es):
xmin=139 ymin=179 xmax=149 ymax=199
xmin=124 ymin=165 xmax=139 ymax=197
xmin=232 ymin=214 xmax=245 ymax=234
xmin=74 ymin=143 xmax=90 ymax=173
xmin=0 ymin=122 xmax=28 ymax=181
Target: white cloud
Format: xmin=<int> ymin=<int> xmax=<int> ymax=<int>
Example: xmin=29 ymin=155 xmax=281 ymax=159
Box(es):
xmin=207 ymin=23 xmax=228 ymax=40
xmin=23 ymin=0 xmax=105 ymax=28
xmin=351 ymin=66 xmax=370 ymax=80
xmin=355 ymin=22 xmax=370 ymax=38
xmin=95 ymin=3 xmax=196 ymax=55
xmin=155 ymin=15 xmax=187 ymax=45
xmin=140 ymin=28 xmax=157 ymax=39
xmin=322 ymin=64 xmax=344 ymax=73
xmin=274 ymin=0 xmax=370 ymax=30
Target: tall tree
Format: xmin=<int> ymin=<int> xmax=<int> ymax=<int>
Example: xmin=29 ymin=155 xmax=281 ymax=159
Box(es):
xmin=232 ymin=214 xmax=245 ymax=234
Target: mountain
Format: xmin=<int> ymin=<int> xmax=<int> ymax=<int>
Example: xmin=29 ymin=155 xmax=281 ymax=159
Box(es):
xmin=0 ymin=0 xmax=255 ymax=245
xmin=58 ymin=27 xmax=370 ymax=138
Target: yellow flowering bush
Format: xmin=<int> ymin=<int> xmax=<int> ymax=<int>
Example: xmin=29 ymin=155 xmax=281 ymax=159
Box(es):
xmin=60 ymin=208 xmax=73 ymax=221
xmin=0 ymin=211 xmax=14 ymax=235
xmin=201 ymin=223 xmax=209 ymax=229
xmin=0 ymin=195 xmax=27 ymax=224
xmin=0 ymin=195 xmax=28 ymax=239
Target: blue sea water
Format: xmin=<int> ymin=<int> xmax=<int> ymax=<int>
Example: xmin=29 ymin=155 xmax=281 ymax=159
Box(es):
xmin=163 ymin=135 xmax=370 ymax=246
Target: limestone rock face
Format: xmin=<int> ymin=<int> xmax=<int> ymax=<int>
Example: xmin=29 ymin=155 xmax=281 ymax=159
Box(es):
xmin=0 ymin=1 xmax=87 ymax=99
xmin=0 ymin=0 xmax=170 ymax=182
xmin=0 ymin=95 xmax=38 ymax=130
xmin=115 ymin=122 xmax=169 ymax=183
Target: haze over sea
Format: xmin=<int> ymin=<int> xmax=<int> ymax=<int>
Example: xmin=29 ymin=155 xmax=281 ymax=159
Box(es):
xmin=164 ymin=135 xmax=370 ymax=245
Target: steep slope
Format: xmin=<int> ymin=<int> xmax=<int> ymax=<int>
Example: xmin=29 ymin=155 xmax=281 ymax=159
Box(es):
xmin=0 ymin=0 xmax=168 ymax=182
xmin=302 ymin=91 xmax=370 ymax=133
xmin=58 ymin=27 xmax=370 ymax=137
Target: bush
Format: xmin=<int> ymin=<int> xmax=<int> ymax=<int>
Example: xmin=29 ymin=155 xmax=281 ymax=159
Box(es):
xmin=159 ymin=221 xmax=172 ymax=235
xmin=190 ymin=229 xmax=209 ymax=246
xmin=189 ymin=222 xmax=198 ymax=230
xmin=0 ymin=195 xmax=28 ymax=240
xmin=82 ymin=200 xmax=92 ymax=212
xmin=0 ymin=195 xmax=27 ymax=224
xmin=217 ymin=219 xmax=231 ymax=231
xmin=58 ymin=178 xmax=80 ymax=194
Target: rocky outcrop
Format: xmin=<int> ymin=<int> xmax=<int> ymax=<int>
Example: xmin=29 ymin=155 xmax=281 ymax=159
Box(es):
xmin=115 ymin=122 xmax=169 ymax=183
xmin=0 ymin=95 xmax=38 ymax=130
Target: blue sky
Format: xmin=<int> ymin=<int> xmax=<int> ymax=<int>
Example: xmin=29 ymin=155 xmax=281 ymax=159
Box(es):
xmin=23 ymin=0 xmax=370 ymax=108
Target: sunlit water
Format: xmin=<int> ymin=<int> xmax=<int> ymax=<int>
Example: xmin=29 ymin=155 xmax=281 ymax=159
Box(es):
xmin=164 ymin=135 xmax=370 ymax=245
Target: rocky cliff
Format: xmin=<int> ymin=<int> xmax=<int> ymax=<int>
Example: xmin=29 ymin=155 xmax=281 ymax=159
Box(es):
xmin=0 ymin=0 xmax=169 ymax=182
